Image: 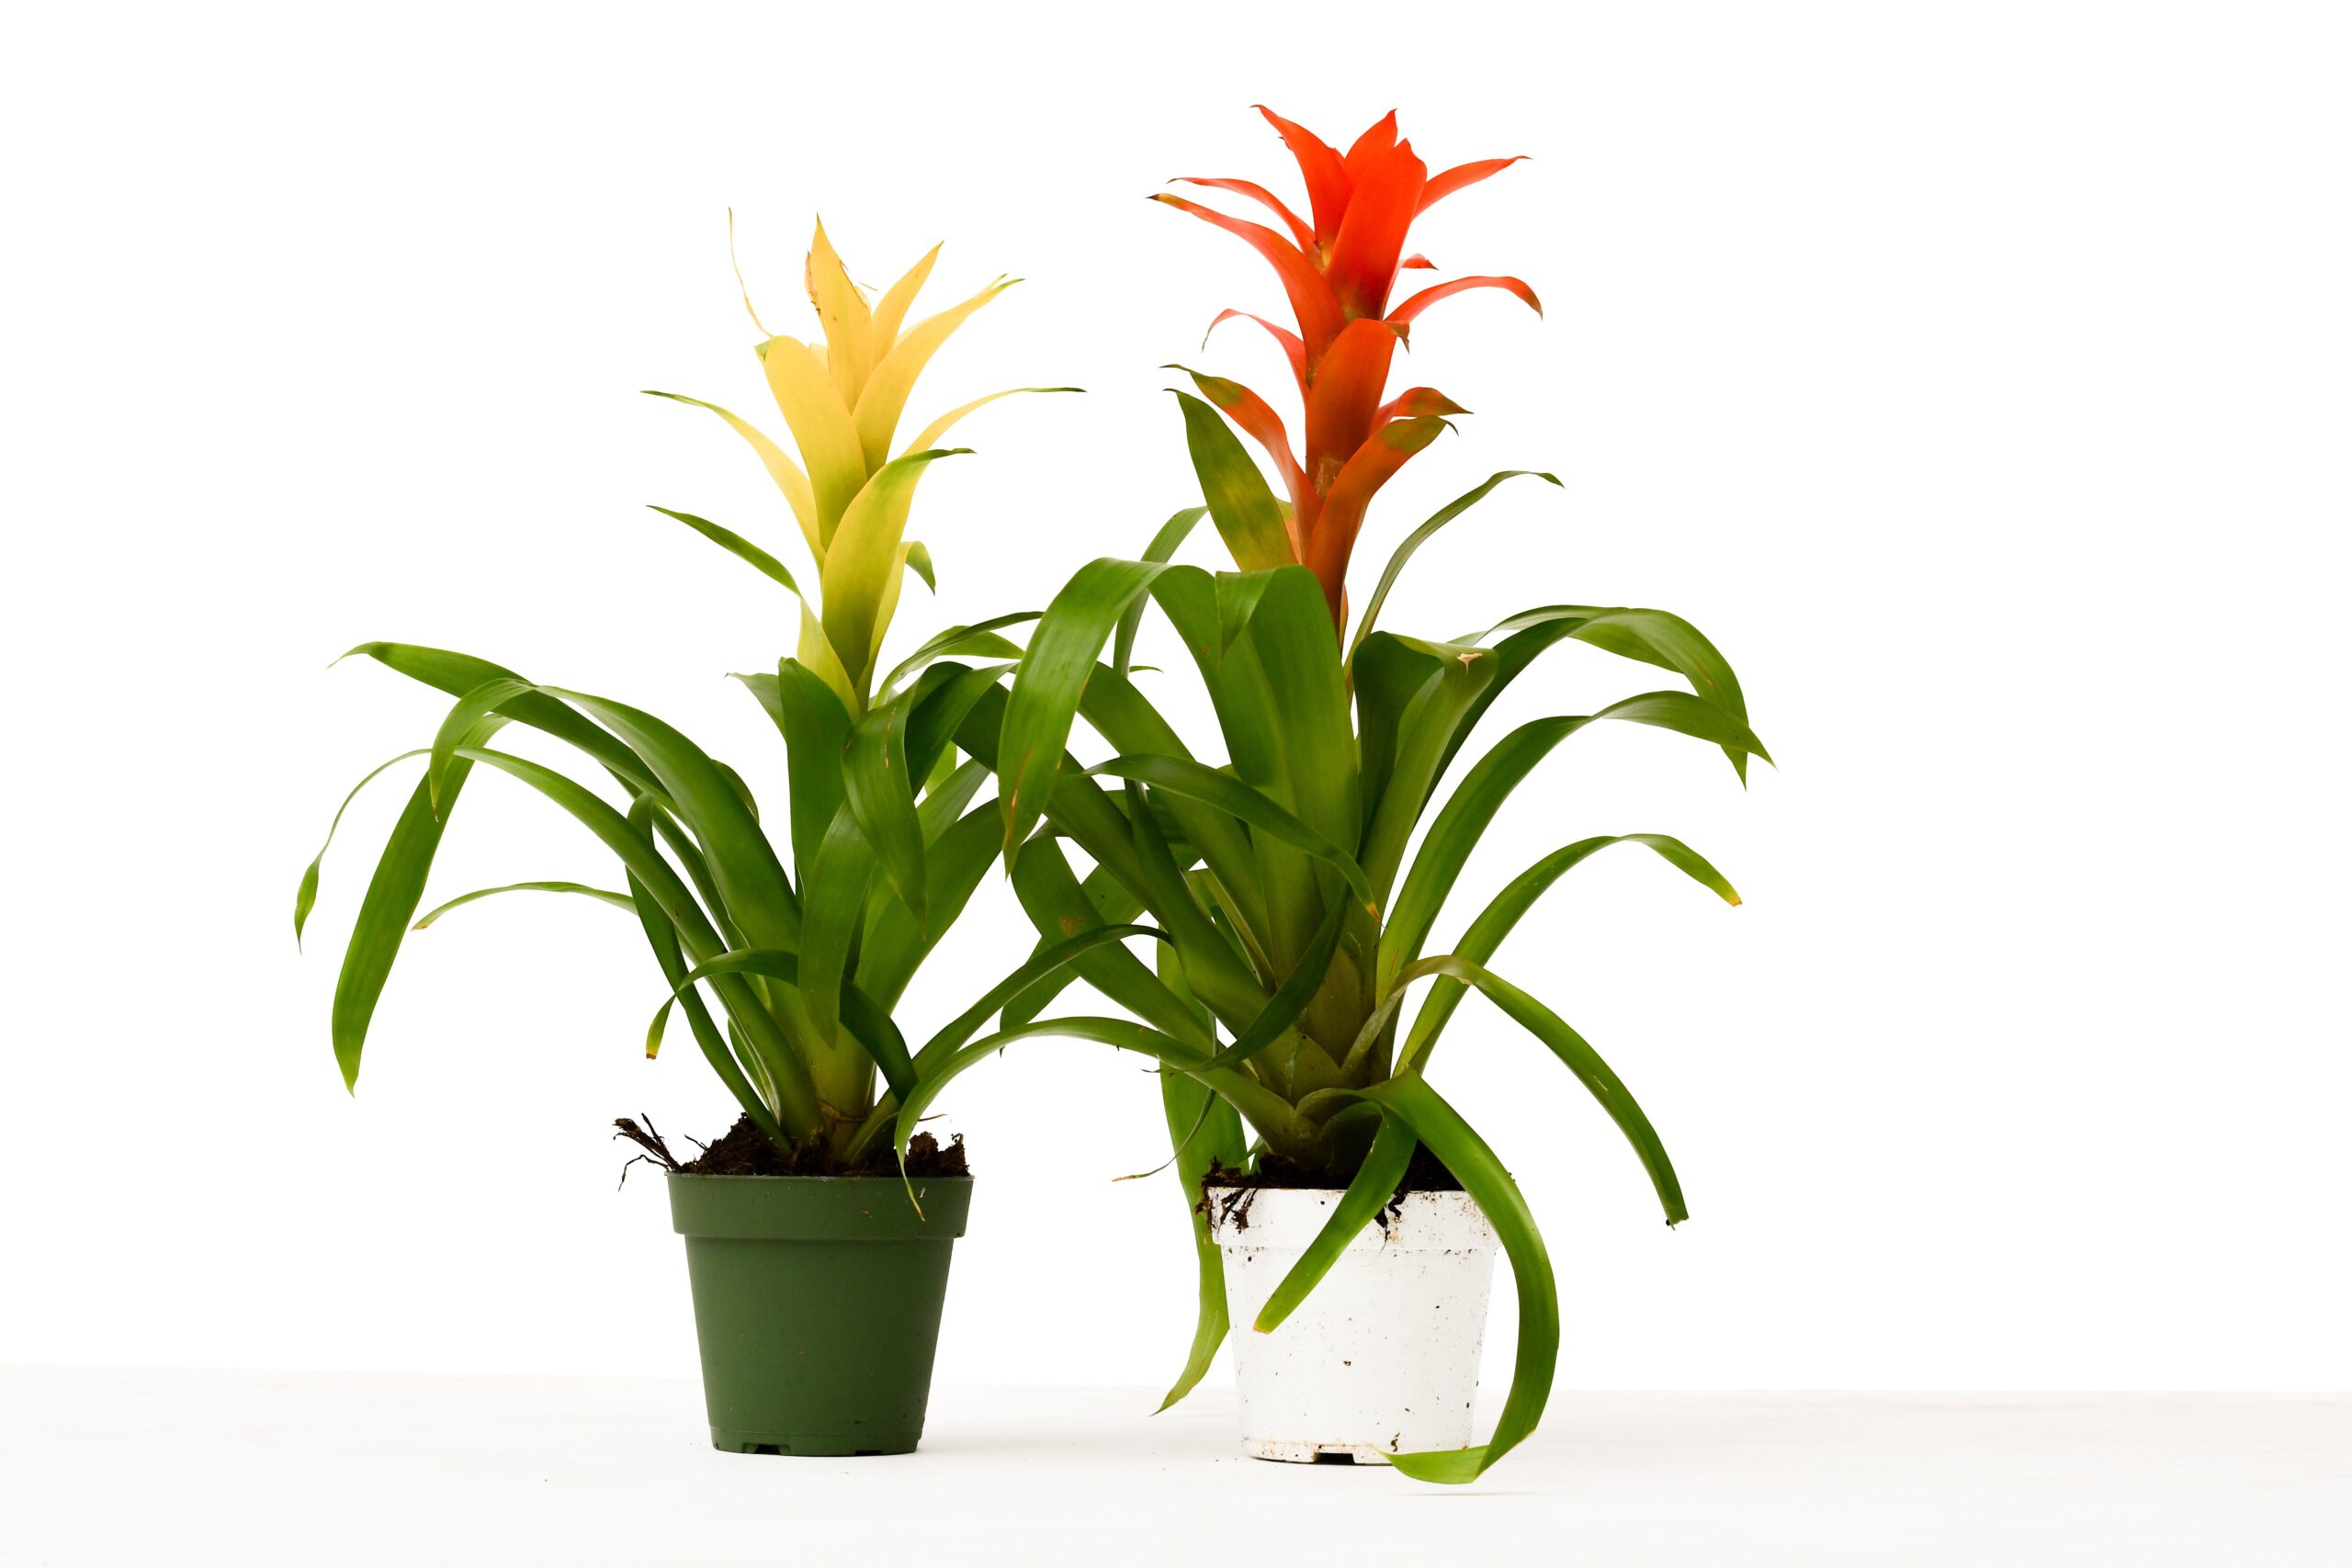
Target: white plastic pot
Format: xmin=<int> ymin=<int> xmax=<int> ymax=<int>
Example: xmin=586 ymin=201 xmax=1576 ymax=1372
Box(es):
xmin=1206 ymin=1184 xmax=1498 ymax=1464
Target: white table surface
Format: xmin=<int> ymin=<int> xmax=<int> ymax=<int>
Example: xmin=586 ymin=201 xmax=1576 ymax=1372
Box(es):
xmin=3 ymin=1368 xmax=2344 ymax=1565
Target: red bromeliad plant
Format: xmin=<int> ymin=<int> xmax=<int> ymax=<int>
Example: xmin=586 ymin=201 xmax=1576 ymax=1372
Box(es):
xmin=1156 ymin=107 xmax=1540 ymax=628
xmin=900 ymin=109 xmax=1768 ymax=1481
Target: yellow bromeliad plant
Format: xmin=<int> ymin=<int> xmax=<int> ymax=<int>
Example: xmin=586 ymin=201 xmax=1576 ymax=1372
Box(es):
xmin=648 ymin=220 xmax=1069 ymax=713
xmin=298 ymin=223 xmax=1119 ymax=1166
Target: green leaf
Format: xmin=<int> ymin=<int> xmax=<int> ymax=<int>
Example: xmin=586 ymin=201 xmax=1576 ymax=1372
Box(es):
xmin=820 ymin=446 xmax=970 ymax=688
xmin=1236 ymin=566 xmax=1359 ymax=855
xmin=997 ymin=865 xmax=1147 ymax=1031
xmin=854 ymin=795 xmax=1000 ymax=1010
xmin=544 ymin=685 xmax=802 ymax=953
xmin=1148 ymin=935 xmax=1248 ymax=1409
xmin=639 ymin=388 xmax=821 ymax=561
xmin=451 ymin=744 xmax=824 ymax=1140
xmin=878 ymin=611 xmax=1038 ymax=697
xmin=296 ymin=747 xmax=433 ymax=948
xmin=920 ymin=757 xmax=991 ymax=830
xmin=411 ymin=881 xmax=632 ymax=930
xmin=638 ymin=796 xmax=746 ymax=952
xmin=621 ymin=859 xmax=787 ymax=1147
xmin=910 ymin=924 xmax=1170 ymax=1073
xmin=1199 ymin=894 xmax=1346 ymax=1072
xmin=1380 ymin=712 xmax=1581 ymax=991
xmin=1119 ymin=775 xmax=1224 ymax=980
xmin=1005 ymin=831 xmax=1214 ymax=1048
xmin=649 ymin=946 xmax=916 ymax=1107
xmin=1115 ymin=507 xmax=1208 ymax=678
xmin=1350 ymin=953 xmax=1685 ymax=1226
xmin=839 ymin=920 xmax=1172 ymax=1164
xmin=966 ymin=673 xmax=1274 ymax=1037
xmin=647 ymin=505 xmax=804 ymax=596
xmin=1080 ymin=754 xmax=1379 ymax=917
xmin=1401 ymin=834 xmax=1736 ymax=1066
xmin=338 ymin=643 xmax=654 ymax=795
xmin=428 ymin=678 xmax=533 ymax=817
xmin=904 ymin=540 xmax=935 ymax=592
xmin=1082 ymin=665 xmax=1267 ymax=948
xmin=1380 ymin=697 xmax=1766 ymax=993
xmin=1157 ymin=1066 xmax=1248 ymax=1410
xmin=796 ymin=807 xmax=876 ymax=1043
xmin=888 ymin=1010 xmax=1313 ymax=1176
xmin=1360 ymin=1074 xmax=1558 ymax=1483
xmin=1353 ymin=634 xmax=1497 ymax=896
xmin=901 ymin=661 xmax=1013 ymax=789
xmin=1174 ymin=390 xmax=1291 ymax=572
xmin=842 ymin=662 xmax=1019 ymax=976
xmin=997 ymin=557 xmax=1194 ymax=860
xmin=1452 ymin=605 xmax=1767 ymax=784
xmin=1252 ymin=1111 xmax=1418 ymax=1334
xmin=329 ymin=766 xmax=468 ymax=1091
xmin=892 ymin=1017 xmax=1201 ymax=1156
xmin=1348 ymin=470 xmax=1559 ymax=659
xmin=843 ymin=694 xmax=926 ymax=921
xmin=760 ymin=659 xmax=854 ymax=880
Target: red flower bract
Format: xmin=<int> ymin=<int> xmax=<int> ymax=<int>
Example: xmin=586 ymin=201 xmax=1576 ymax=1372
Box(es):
xmin=1159 ymin=107 xmax=1541 ymax=626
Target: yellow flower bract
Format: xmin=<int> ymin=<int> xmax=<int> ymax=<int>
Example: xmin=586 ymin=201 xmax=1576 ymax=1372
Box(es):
xmin=663 ymin=220 xmax=1033 ymax=712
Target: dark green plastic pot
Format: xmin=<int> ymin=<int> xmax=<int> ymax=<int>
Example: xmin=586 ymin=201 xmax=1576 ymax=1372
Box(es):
xmin=667 ymin=1172 xmax=973 ymax=1456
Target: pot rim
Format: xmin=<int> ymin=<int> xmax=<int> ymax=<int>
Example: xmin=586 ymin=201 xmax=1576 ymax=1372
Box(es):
xmin=1204 ymin=1183 xmax=1493 ymax=1248
xmin=665 ymin=1171 xmax=974 ymax=1183
xmin=667 ymin=1168 xmax=974 ymax=1240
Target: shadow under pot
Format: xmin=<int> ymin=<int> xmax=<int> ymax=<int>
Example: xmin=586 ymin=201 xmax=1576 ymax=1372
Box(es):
xmin=666 ymin=1172 xmax=973 ymax=1456
xmin=1208 ymin=1185 xmax=1498 ymax=1464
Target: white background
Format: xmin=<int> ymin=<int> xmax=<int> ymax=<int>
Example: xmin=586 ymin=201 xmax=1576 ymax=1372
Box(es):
xmin=4 ymin=1 xmax=2346 ymax=1399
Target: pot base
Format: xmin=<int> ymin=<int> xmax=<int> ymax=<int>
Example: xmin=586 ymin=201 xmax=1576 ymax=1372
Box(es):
xmin=1245 ymin=1438 xmax=1396 ymax=1465
xmin=710 ymin=1427 xmax=920 ymax=1457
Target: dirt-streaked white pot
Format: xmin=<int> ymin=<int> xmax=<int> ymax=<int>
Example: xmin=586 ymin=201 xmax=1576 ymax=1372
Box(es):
xmin=1206 ymin=1184 xmax=1498 ymax=1464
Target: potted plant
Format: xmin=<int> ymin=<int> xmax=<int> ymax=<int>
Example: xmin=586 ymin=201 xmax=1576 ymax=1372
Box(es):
xmin=295 ymin=220 xmax=1105 ymax=1456
xmin=897 ymin=109 xmax=1768 ymax=1481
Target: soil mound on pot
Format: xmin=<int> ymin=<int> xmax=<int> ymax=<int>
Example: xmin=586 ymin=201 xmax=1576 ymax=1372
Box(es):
xmin=1195 ymin=1145 xmax=1465 ymax=1235
xmin=1204 ymin=1145 xmax=1464 ymax=1194
xmin=629 ymin=1113 xmax=969 ymax=1178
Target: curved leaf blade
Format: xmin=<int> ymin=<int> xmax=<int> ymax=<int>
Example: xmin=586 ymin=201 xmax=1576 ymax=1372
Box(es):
xmin=1373 ymin=955 xmax=1686 ymax=1226
xmin=1199 ymin=894 xmax=1346 ymax=1072
xmin=997 ymin=557 xmax=1193 ymax=858
xmin=912 ymin=924 xmax=1169 ymax=1071
xmin=450 ymin=745 xmax=823 ymax=1140
xmin=820 ymin=446 xmax=972 ymax=689
xmin=1251 ymin=1110 xmax=1419 ymax=1335
xmin=1362 ymin=1074 xmax=1558 ymax=1483
xmin=329 ymin=766 xmax=468 ymax=1091
xmin=1082 ymin=754 xmax=1378 ymax=916
xmin=296 ymin=748 xmax=431 ymax=947
xmin=1382 ymin=696 xmax=1764 ymax=990
xmin=1115 ymin=507 xmax=1208 ymax=678
xmin=646 ymin=505 xmax=804 ymax=595
xmin=1348 ymin=470 xmax=1559 ymax=659
xmin=1174 ymin=390 xmax=1291 ymax=572
xmin=879 ymin=611 xmax=1039 ymax=698
xmin=412 ymin=881 xmax=632 ymax=930
xmin=843 ymin=694 xmax=926 ymax=921
xmin=1401 ymin=833 xmax=1737 ymax=1066
xmin=650 ymin=946 xmax=917 ymax=1106
xmin=547 ymin=685 xmax=802 ymax=952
